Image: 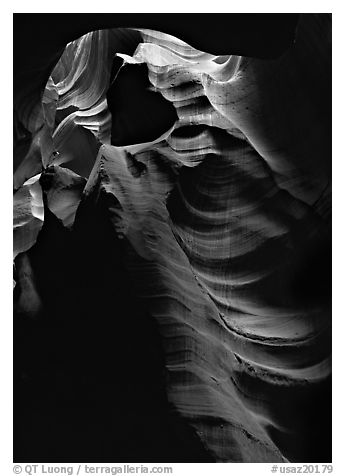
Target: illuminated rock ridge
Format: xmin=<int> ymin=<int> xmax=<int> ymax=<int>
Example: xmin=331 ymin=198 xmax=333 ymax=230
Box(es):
xmin=13 ymin=14 xmax=331 ymax=463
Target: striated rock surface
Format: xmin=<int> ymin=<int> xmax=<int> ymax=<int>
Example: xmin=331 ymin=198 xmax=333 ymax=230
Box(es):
xmin=13 ymin=14 xmax=331 ymax=463
xmin=13 ymin=174 xmax=44 ymax=259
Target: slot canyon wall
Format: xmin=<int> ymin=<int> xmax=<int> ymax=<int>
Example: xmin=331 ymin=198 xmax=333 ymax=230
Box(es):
xmin=13 ymin=14 xmax=331 ymax=463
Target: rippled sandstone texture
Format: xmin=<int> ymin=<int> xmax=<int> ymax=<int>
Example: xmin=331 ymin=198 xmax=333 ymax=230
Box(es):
xmin=13 ymin=14 xmax=331 ymax=463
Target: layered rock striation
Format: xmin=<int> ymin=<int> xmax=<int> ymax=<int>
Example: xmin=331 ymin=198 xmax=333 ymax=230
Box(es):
xmin=13 ymin=14 xmax=331 ymax=462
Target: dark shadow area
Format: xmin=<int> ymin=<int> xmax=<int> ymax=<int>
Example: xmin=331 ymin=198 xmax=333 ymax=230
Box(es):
xmin=13 ymin=193 xmax=213 ymax=462
xmin=13 ymin=13 xmax=331 ymax=463
xmin=107 ymin=63 xmax=178 ymax=146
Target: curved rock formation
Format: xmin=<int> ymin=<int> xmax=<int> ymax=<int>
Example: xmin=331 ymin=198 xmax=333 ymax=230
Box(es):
xmin=13 ymin=14 xmax=331 ymax=463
